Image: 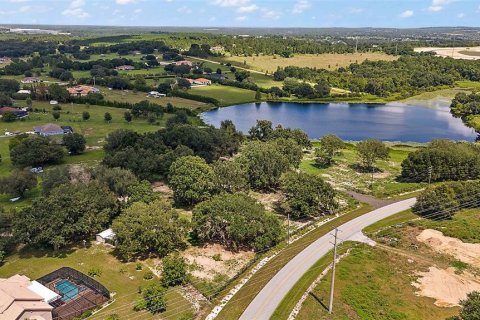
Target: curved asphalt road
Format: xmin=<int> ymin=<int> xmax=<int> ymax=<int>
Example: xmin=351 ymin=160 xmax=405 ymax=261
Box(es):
xmin=239 ymin=197 xmax=417 ymax=320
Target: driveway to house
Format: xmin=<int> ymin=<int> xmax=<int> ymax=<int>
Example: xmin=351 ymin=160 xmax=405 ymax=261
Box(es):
xmin=239 ymin=197 xmax=417 ymax=320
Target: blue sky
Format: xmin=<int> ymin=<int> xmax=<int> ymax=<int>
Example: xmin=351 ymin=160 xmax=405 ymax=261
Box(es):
xmin=0 ymin=0 xmax=478 ymax=28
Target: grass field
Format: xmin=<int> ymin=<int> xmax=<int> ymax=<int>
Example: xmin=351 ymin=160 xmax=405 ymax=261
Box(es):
xmin=192 ymin=84 xmax=262 ymax=106
xmin=300 ymin=143 xmax=423 ymax=198
xmin=0 ymin=244 xmax=193 ymax=320
xmin=222 ymin=53 xmax=398 ymax=74
xmin=99 ymin=86 xmax=208 ymax=110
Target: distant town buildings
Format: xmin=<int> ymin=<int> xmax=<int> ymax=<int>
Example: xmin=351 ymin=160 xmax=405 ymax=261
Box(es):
xmin=0 ymin=57 xmax=11 ymax=64
xmin=67 ymin=85 xmax=100 ymax=97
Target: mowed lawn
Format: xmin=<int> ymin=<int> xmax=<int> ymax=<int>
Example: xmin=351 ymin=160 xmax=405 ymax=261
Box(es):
xmin=100 ymin=87 xmax=208 ymax=110
xmin=0 ymin=244 xmax=193 ymax=320
xmin=192 ymin=84 xmax=261 ymax=106
xmin=223 ymin=52 xmax=398 ymax=74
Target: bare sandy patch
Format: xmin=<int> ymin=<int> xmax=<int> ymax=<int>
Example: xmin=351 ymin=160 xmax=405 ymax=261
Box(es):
xmin=250 ymin=192 xmax=283 ymax=212
xmin=412 ymin=266 xmax=480 ymax=307
xmin=414 ymin=47 xmax=480 ymax=60
xmin=183 ymin=244 xmax=255 ymax=280
xmin=152 ymin=181 xmax=173 ymax=194
xmin=417 ymin=229 xmax=480 ymax=268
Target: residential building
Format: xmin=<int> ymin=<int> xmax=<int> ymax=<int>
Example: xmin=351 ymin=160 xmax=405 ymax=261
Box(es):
xmin=33 ymin=124 xmax=65 ymax=136
xmin=0 ymin=57 xmax=11 ymax=64
xmin=21 ymin=77 xmax=41 ymax=84
xmin=115 ymin=65 xmax=135 ymax=71
xmin=67 ymin=85 xmax=100 ymax=97
xmin=147 ymin=91 xmax=166 ymax=98
xmin=175 ymin=60 xmax=193 ymax=67
xmin=0 ymin=107 xmax=28 ymax=119
xmin=0 ymin=274 xmax=55 ymax=320
xmin=17 ymin=89 xmax=31 ymax=95
xmin=186 ymin=78 xmax=212 ymax=86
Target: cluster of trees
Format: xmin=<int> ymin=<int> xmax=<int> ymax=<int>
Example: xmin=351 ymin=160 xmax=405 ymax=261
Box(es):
xmin=10 ymin=135 xmax=65 ymax=168
xmin=103 ymin=123 xmax=242 ymax=180
xmin=401 ymin=140 xmax=480 ymax=182
xmin=282 ymin=78 xmax=331 ymax=98
xmin=450 ymin=92 xmax=480 ymax=132
xmin=413 ymin=180 xmax=480 ymax=219
xmin=0 ymin=40 xmax=56 ymax=58
xmin=273 ymin=55 xmax=480 ymax=97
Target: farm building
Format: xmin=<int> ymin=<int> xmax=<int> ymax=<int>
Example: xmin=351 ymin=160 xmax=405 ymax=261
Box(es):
xmin=175 ymin=60 xmax=193 ymax=67
xmin=115 ymin=65 xmax=135 ymax=71
xmin=21 ymin=77 xmax=41 ymax=84
xmin=147 ymin=91 xmax=166 ymax=98
xmin=67 ymin=85 xmax=100 ymax=97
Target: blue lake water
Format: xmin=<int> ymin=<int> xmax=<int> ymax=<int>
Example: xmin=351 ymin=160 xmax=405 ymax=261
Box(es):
xmin=201 ymin=101 xmax=478 ymax=142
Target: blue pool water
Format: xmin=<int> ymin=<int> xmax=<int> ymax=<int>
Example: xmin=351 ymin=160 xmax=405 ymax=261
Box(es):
xmin=201 ymin=101 xmax=478 ymax=142
xmin=55 ymin=279 xmax=79 ymax=302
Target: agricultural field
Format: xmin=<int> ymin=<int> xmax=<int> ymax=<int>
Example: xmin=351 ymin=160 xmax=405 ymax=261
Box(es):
xmin=300 ymin=142 xmax=423 ymax=198
xmin=0 ymin=244 xmax=193 ymax=320
xmin=99 ymin=86 xmax=209 ymax=110
xmin=221 ymin=52 xmax=398 ymax=74
xmin=192 ymin=84 xmax=262 ymax=106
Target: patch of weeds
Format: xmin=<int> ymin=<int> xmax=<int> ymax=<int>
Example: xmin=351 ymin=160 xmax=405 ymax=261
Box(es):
xmin=212 ymin=254 xmax=222 ymax=261
xmin=451 ymin=260 xmax=468 ymax=274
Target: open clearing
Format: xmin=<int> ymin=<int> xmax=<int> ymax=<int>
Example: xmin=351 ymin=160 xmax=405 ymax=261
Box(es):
xmin=192 ymin=84 xmax=261 ymax=106
xmin=417 ymin=229 xmax=480 ymax=268
xmin=413 ymin=266 xmax=480 ymax=307
xmin=414 ymin=47 xmax=480 ymax=60
xmin=222 ymin=52 xmax=398 ymax=74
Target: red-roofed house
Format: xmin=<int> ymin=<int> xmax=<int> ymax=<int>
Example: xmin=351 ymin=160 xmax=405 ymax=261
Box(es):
xmin=67 ymin=85 xmax=100 ymax=97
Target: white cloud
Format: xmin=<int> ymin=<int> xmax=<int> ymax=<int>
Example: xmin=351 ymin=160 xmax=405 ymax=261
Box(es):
xmin=19 ymin=5 xmax=31 ymax=12
xmin=349 ymin=8 xmax=363 ymax=14
xmin=235 ymin=15 xmax=248 ymax=21
xmin=262 ymin=9 xmax=281 ymax=19
xmin=292 ymin=0 xmax=310 ymax=14
xmin=116 ymin=0 xmax=137 ymax=4
xmin=237 ymin=4 xmax=258 ymax=13
xmin=428 ymin=0 xmax=453 ymax=12
xmin=177 ymin=5 xmax=192 ymax=14
xmin=62 ymin=0 xmax=89 ymax=18
xmin=456 ymin=12 xmax=465 ymax=18
xmin=134 ymin=8 xmax=142 ymax=14
xmin=399 ymin=10 xmax=414 ymax=18
xmin=211 ymin=0 xmax=250 ymax=7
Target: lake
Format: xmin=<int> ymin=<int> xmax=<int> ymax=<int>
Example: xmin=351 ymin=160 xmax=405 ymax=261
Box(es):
xmin=201 ymin=101 xmax=478 ymax=142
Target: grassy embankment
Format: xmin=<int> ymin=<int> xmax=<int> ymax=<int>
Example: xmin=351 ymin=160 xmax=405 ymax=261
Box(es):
xmin=274 ymin=208 xmax=478 ymax=320
xmin=300 ymin=142 xmax=424 ymax=198
xmin=214 ymin=203 xmax=373 ymax=320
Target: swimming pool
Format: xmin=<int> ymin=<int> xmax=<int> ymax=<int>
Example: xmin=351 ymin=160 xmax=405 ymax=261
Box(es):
xmin=55 ymin=279 xmax=80 ymax=302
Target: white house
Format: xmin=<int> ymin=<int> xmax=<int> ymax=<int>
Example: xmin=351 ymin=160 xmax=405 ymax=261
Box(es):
xmin=17 ymin=89 xmax=31 ymax=95
xmin=96 ymin=228 xmax=116 ymax=245
xmin=147 ymin=91 xmax=166 ymax=98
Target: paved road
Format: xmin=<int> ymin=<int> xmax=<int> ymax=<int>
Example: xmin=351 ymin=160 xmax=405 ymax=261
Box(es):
xmin=239 ymin=197 xmax=417 ymax=320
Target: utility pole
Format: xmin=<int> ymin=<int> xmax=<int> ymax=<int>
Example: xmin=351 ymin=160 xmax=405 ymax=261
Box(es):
xmin=428 ymin=165 xmax=433 ymax=186
xmin=328 ymin=228 xmax=339 ymax=314
xmin=287 ymin=213 xmax=290 ymax=245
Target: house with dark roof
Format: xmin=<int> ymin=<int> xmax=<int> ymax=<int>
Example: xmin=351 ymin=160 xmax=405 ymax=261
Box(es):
xmin=33 ymin=124 xmax=65 ymax=137
xmin=0 ymin=107 xmax=28 ymax=119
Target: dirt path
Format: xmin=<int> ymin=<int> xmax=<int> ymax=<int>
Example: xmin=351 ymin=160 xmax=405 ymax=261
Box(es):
xmin=345 ymin=190 xmax=395 ymax=209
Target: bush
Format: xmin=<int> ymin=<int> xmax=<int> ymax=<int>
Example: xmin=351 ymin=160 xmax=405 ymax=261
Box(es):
xmin=143 ymin=271 xmax=154 ymax=280
xmin=161 ymin=253 xmax=187 ymax=287
xmin=87 ymin=267 xmax=102 ymax=277
xmin=401 ymin=140 xmax=480 ymax=182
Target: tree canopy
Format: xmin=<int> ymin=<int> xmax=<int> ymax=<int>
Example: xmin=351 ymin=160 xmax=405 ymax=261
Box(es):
xmin=192 ymin=193 xmax=283 ymax=251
